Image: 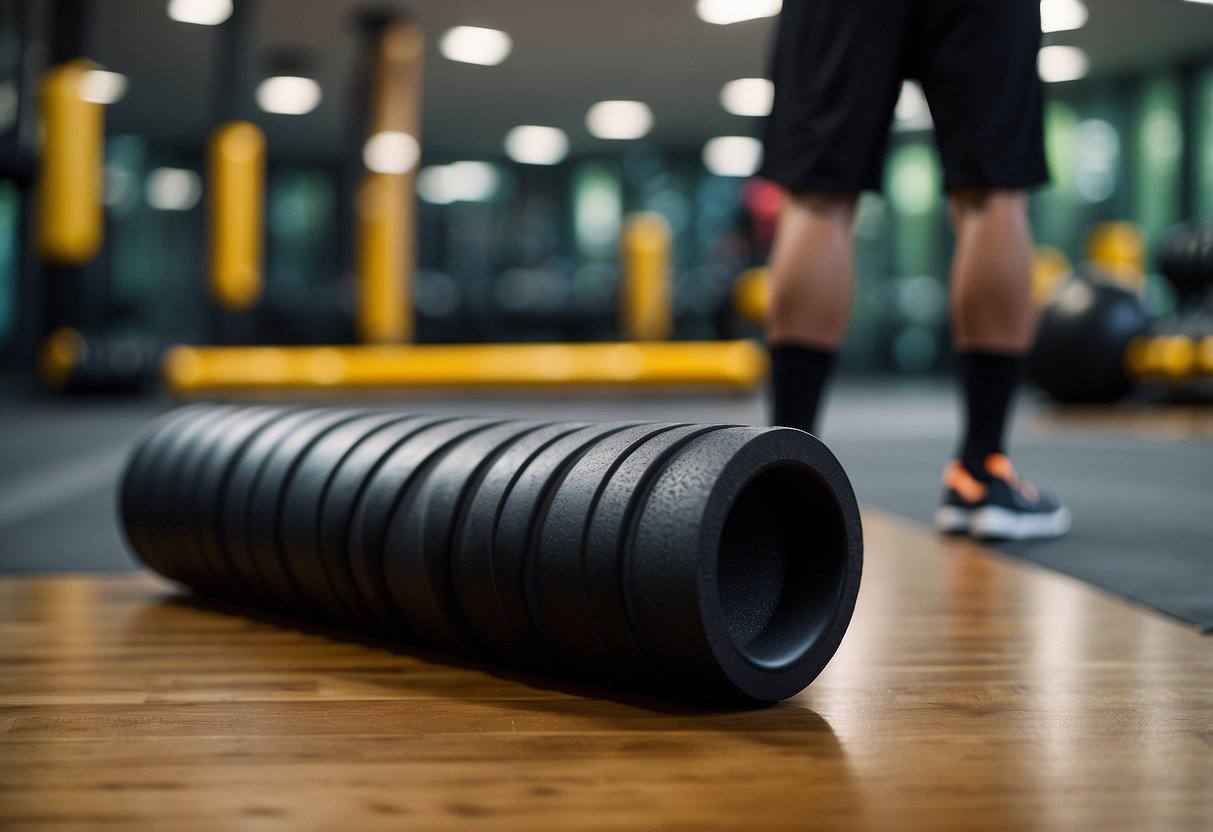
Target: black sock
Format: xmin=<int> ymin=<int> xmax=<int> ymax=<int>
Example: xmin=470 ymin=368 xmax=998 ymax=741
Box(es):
xmin=769 ymin=344 xmax=837 ymax=434
xmin=957 ymin=350 xmax=1025 ymax=477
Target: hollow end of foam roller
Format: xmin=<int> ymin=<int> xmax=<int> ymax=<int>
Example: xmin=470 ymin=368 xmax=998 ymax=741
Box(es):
xmin=714 ymin=461 xmax=852 ymax=680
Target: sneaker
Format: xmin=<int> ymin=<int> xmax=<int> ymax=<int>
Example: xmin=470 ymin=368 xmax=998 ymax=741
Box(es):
xmin=934 ymin=454 xmax=1072 ymax=541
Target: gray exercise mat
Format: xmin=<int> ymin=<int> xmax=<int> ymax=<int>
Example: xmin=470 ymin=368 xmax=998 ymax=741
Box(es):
xmin=827 ymin=434 xmax=1213 ymax=632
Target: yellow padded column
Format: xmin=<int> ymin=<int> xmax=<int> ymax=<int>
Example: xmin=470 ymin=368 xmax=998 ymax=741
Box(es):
xmin=36 ymin=59 xmax=103 ymax=265
xmin=207 ymin=120 xmax=266 ymax=310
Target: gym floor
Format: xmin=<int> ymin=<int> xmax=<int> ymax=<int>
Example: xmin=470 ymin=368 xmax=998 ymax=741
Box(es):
xmin=1 ymin=383 xmax=1211 ymax=830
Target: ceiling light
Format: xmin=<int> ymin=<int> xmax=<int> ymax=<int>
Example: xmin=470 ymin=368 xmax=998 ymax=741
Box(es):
xmin=440 ymin=26 xmax=513 ymax=66
xmin=702 ymin=136 xmax=762 ymax=177
xmin=417 ymin=161 xmax=500 ymax=204
xmin=1040 ymin=0 xmax=1089 ymax=33
xmin=255 ymin=76 xmax=322 ymax=115
xmin=166 ymin=0 xmax=232 ymax=26
xmin=720 ymin=78 xmax=773 ymax=117
xmin=80 ymin=70 xmax=127 ymax=104
xmin=696 ymin=0 xmax=781 ymax=25
xmin=1182 ymin=0 xmax=1213 ymax=6
xmin=1038 ymin=45 xmax=1090 ymax=83
xmin=504 ymin=125 xmax=568 ymax=165
xmin=586 ymin=100 xmax=653 ymax=140
xmin=363 ymin=131 xmax=420 ymax=174
xmin=145 ymin=167 xmax=202 ymax=211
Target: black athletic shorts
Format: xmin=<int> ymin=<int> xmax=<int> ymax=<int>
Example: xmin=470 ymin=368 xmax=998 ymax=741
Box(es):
xmin=759 ymin=0 xmax=1049 ymax=193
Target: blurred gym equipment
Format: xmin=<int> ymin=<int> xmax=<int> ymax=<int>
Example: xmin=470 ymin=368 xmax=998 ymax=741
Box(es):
xmin=354 ymin=12 xmax=422 ymax=344
xmin=38 ymin=325 xmax=162 ymax=394
xmin=206 ymin=0 xmax=265 ymax=332
xmin=164 ymin=340 xmax=767 ymax=394
xmin=160 ymin=10 xmax=764 ymax=395
xmin=620 ymin=212 xmax=673 ymax=341
xmin=22 ymin=0 xmax=169 ymax=394
xmin=1029 ymin=220 xmax=1213 ymax=403
xmin=209 ymin=120 xmax=265 ymax=311
xmin=1085 ymin=222 xmax=1146 ymax=293
xmin=36 ymin=57 xmax=103 ymax=266
xmin=1031 ymin=246 xmax=1073 ymax=306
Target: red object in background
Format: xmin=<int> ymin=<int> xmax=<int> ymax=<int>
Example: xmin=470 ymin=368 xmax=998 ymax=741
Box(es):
xmin=744 ymin=178 xmax=785 ymax=252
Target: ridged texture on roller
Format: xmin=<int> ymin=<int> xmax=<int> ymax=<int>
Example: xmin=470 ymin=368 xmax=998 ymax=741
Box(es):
xmin=119 ymin=404 xmax=862 ymax=703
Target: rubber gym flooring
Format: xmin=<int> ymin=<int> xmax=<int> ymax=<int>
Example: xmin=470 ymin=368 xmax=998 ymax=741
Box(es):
xmin=1 ymin=380 xmax=1210 ymax=629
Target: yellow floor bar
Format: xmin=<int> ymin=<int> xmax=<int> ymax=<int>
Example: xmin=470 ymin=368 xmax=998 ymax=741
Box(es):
xmin=1126 ymin=334 xmax=1207 ymax=380
xmin=164 ymin=340 xmax=768 ymax=394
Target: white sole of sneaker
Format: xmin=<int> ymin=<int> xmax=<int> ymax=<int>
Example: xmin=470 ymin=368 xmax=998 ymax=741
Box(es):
xmin=970 ymin=505 xmax=1073 ymax=541
xmin=934 ymin=505 xmax=971 ymax=534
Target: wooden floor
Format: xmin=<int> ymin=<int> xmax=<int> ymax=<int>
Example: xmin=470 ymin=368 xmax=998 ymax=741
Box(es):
xmin=1 ymin=509 xmax=1210 ymax=831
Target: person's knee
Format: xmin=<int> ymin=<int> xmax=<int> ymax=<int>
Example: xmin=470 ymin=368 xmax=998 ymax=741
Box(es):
xmin=785 ymin=190 xmax=861 ymax=228
xmin=948 ymin=188 xmax=1028 ymax=223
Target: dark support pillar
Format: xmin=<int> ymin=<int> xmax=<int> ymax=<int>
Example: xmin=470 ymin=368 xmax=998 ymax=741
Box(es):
xmin=39 ymin=0 xmax=92 ymax=343
xmin=211 ymin=0 xmax=256 ymax=125
xmin=0 ymin=0 xmax=39 ymax=382
xmin=208 ymin=0 xmax=260 ymax=345
xmin=1176 ymin=61 xmax=1197 ymax=223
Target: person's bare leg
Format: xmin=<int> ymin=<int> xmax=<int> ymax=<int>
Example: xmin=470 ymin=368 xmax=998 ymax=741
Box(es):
xmin=940 ymin=187 xmax=1070 ymax=539
xmin=949 ymin=189 xmax=1035 ymax=351
xmin=765 ymin=192 xmax=858 ymax=433
xmin=947 ymin=188 xmax=1034 ymax=474
xmin=766 ymin=192 xmax=859 ymax=348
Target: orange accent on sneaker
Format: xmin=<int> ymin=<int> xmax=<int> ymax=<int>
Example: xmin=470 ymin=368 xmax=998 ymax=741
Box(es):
xmin=943 ymin=460 xmax=987 ymax=503
xmin=984 ymin=453 xmax=1017 ymax=481
xmin=984 ymin=453 xmax=1039 ymax=501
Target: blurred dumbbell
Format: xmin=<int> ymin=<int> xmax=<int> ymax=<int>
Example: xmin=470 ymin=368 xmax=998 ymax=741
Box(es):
xmin=1158 ymin=221 xmax=1213 ymax=306
xmin=38 ymin=327 xmax=163 ymax=394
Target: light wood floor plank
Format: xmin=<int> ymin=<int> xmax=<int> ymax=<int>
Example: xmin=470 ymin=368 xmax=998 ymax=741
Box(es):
xmin=1 ymin=509 xmax=1209 ymax=831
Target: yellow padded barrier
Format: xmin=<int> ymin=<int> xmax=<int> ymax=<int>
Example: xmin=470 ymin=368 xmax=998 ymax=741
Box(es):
xmin=163 ymin=340 xmax=768 ymax=394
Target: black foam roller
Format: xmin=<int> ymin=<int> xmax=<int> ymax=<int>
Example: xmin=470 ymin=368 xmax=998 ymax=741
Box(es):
xmin=382 ymin=420 xmax=548 ymax=654
xmin=315 ymin=415 xmax=452 ymax=630
xmin=278 ymin=411 xmax=419 ymax=625
xmin=219 ymin=408 xmax=331 ymax=608
xmin=348 ymin=418 xmax=502 ymax=636
xmin=450 ymin=422 xmax=589 ymax=662
xmin=245 ymin=408 xmax=365 ymax=615
xmin=580 ymin=424 xmax=724 ymax=682
xmin=491 ymin=422 xmax=637 ymax=670
xmin=119 ymin=403 xmax=210 ymax=578
xmin=194 ymin=406 xmax=299 ymax=597
xmin=626 ymin=427 xmax=861 ymax=701
xmin=143 ymin=405 xmax=241 ymax=582
xmin=530 ymin=422 xmax=685 ymax=675
xmin=119 ymin=404 xmax=862 ymax=703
